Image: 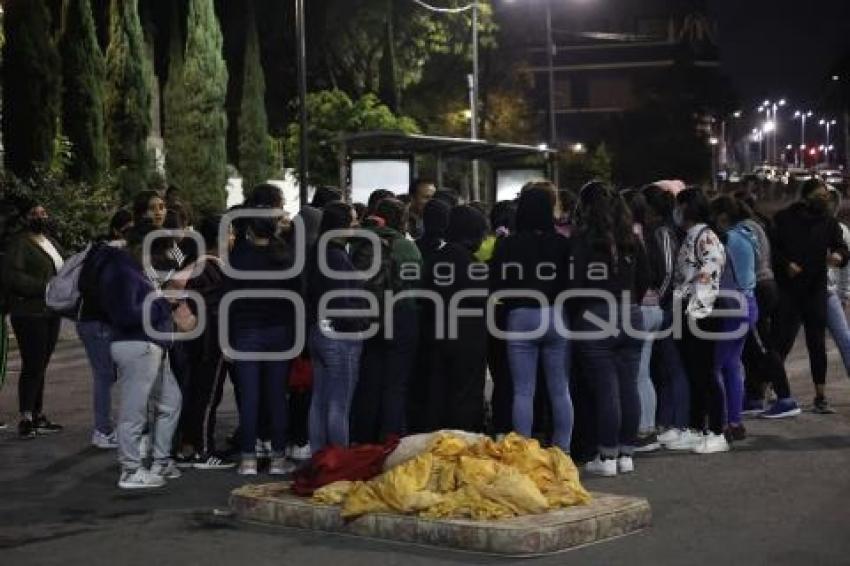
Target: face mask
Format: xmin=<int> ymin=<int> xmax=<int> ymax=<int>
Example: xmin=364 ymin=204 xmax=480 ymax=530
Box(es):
xmin=672 ymin=208 xmax=685 ymax=228
xmin=28 ymin=218 xmax=48 ymax=234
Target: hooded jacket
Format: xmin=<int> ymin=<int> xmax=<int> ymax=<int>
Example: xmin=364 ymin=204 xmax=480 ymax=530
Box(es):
xmin=771 ymin=201 xmax=849 ymax=293
xmin=720 ymin=223 xmax=759 ymax=295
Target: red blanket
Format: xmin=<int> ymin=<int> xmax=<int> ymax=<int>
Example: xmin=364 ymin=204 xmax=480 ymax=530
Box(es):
xmin=292 ymin=437 xmax=400 ymax=497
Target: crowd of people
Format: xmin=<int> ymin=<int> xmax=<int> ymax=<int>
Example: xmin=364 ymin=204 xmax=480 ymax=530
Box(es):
xmin=2 ymin=174 xmax=850 ymax=489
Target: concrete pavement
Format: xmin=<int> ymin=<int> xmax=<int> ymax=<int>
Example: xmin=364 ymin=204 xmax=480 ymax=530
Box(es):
xmin=2 ymin=336 xmax=850 ymax=565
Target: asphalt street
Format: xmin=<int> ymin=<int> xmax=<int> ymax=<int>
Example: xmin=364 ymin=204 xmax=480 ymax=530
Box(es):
xmin=2 ymin=332 xmax=850 ymax=566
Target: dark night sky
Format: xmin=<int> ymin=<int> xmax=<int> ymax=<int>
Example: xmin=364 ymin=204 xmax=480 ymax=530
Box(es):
xmin=709 ymin=0 xmax=850 ymax=109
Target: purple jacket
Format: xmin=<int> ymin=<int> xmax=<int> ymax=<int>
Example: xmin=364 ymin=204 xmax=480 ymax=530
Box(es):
xmin=95 ymin=247 xmax=174 ymax=347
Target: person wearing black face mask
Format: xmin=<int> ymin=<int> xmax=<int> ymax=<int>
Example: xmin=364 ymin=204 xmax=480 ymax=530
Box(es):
xmin=1 ymin=202 xmax=65 ymax=438
xmin=770 ymin=179 xmax=850 ymax=414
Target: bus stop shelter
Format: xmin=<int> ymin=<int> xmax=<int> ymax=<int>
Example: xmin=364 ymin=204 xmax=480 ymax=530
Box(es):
xmin=337 ymin=131 xmax=557 ymax=204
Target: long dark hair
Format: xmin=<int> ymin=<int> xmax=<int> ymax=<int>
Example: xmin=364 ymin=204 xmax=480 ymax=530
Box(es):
xmin=515 ymin=187 xmax=555 ymax=233
xmin=677 ymin=187 xmax=711 ymax=225
xmin=575 ymin=182 xmax=637 ymax=259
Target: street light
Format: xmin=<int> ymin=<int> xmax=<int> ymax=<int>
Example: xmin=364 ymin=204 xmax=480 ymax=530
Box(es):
xmin=413 ymin=0 xmax=481 ymax=198
xmin=504 ymin=0 xmax=559 ymax=179
xmin=793 ymin=110 xmax=813 ymax=166
xmin=296 ymin=0 xmax=308 ymax=208
xmin=820 ymin=118 xmax=838 ymax=164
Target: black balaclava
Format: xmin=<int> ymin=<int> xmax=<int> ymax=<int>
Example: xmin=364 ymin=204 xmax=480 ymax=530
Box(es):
xmin=447 ymin=205 xmax=488 ymax=252
xmin=422 ymin=199 xmax=451 ymax=240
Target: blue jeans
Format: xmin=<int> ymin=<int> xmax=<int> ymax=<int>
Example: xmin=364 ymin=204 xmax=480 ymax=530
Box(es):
xmin=654 ymin=308 xmax=691 ymax=430
xmin=506 ymin=307 xmax=573 ymax=452
xmin=826 ymin=291 xmax=850 ymax=377
xmin=232 ymin=326 xmax=292 ymax=457
xmin=638 ymin=306 xmax=661 ymax=433
xmin=574 ymin=303 xmax=642 ymax=458
xmin=308 ymin=324 xmax=363 ymax=450
xmin=76 ymin=321 xmax=115 ymax=434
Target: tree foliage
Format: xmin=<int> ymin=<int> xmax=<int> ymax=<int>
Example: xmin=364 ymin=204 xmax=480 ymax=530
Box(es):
xmin=1 ymin=0 xmax=61 ymax=178
xmin=317 ymin=1 xmax=495 ymax=109
xmin=284 ymin=90 xmax=419 ymax=187
xmin=105 ymin=0 xmax=153 ymax=199
xmin=238 ymin=3 xmax=274 ymax=195
xmin=163 ymin=0 xmax=188 ymax=194
xmin=0 ymin=168 xmax=119 ymax=252
xmin=610 ymin=63 xmax=735 ymax=186
xmin=60 ymin=0 xmax=108 ymax=182
xmin=167 ymin=0 xmax=229 ymax=214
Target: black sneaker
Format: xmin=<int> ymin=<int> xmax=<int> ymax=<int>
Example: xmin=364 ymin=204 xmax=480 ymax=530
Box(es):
xmin=34 ymin=415 xmax=63 ymax=434
xmin=18 ymin=419 xmax=36 ymax=439
xmin=175 ymin=452 xmax=203 ymax=469
xmin=813 ymin=397 xmax=837 ymax=414
xmin=633 ymin=433 xmax=661 ymax=453
xmin=193 ymin=453 xmax=237 ymax=470
xmin=724 ymin=424 xmax=747 ymax=442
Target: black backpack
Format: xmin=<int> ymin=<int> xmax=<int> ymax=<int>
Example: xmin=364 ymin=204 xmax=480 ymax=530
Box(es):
xmin=350 ymin=230 xmax=403 ymax=323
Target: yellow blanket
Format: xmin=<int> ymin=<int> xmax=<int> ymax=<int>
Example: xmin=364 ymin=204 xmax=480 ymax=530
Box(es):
xmin=313 ymin=432 xmax=591 ymax=521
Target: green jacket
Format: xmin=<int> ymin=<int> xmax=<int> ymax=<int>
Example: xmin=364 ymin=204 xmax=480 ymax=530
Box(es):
xmin=1 ymin=232 xmax=64 ymax=316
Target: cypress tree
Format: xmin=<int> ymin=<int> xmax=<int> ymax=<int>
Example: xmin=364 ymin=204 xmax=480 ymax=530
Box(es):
xmin=60 ymin=0 xmax=108 ymax=182
xmin=238 ymin=3 xmax=273 ymax=195
xmin=163 ymin=1 xmax=188 ymax=192
xmin=1 ymin=0 xmax=61 ymax=178
xmin=105 ymin=0 xmax=152 ymax=198
xmin=170 ymin=0 xmax=228 ymax=213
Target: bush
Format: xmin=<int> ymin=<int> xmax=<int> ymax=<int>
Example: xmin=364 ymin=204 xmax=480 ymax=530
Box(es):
xmin=0 ymin=167 xmax=119 ymax=253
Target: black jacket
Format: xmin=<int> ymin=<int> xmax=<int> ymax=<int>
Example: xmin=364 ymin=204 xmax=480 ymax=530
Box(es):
xmin=771 ymin=202 xmax=849 ymax=293
xmin=489 ymin=231 xmax=572 ymax=309
xmin=644 ymin=223 xmax=679 ymax=307
xmin=569 ymin=232 xmax=651 ymax=310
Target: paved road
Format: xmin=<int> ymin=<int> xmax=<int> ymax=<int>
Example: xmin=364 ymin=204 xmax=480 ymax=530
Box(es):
xmin=2 ymin=335 xmax=850 ymax=565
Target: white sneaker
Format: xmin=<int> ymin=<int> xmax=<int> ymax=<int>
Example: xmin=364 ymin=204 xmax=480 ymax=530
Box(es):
xmin=693 ymin=432 xmax=730 ymax=455
xmin=291 ymin=444 xmax=312 ymax=461
xmin=270 ymin=457 xmax=296 ymax=476
xmin=118 ymin=468 xmax=165 ymax=490
xmin=666 ymin=429 xmax=703 ymax=451
xmin=617 ymin=455 xmax=635 ymax=474
xmin=151 ymin=460 xmax=182 ymax=479
xmin=238 ymin=458 xmax=258 ymax=476
xmin=585 ymin=456 xmax=617 ymax=477
xmin=92 ymin=430 xmax=118 ymax=450
xmin=657 ymin=428 xmax=682 ymax=446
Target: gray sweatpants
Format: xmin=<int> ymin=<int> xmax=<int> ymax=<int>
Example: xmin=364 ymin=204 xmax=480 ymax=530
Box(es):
xmin=111 ymin=341 xmax=181 ymax=471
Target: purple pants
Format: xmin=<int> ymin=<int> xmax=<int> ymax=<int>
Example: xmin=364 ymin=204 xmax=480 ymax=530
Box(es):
xmin=715 ymin=294 xmax=759 ymax=427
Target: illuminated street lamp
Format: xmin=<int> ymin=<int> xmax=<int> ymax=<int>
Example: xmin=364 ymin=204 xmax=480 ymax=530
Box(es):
xmin=820 ymin=119 xmax=838 ymax=165
xmin=793 ymin=110 xmax=813 ymax=166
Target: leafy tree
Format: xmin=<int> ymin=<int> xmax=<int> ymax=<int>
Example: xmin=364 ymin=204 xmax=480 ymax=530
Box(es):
xmin=317 ymin=1 xmax=495 ymax=109
xmin=1 ymin=0 xmax=61 ymax=178
xmin=238 ymin=2 xmax=274 ymax=196
xmin=60 ymin=0 xmax=108 ymax=182
xmin=105 ymin=0 xmax=153 ymax=199
xmin=560 ymin=145 xmax=613 ymax=191
xmin=168 ymin=0 xmax=229 ymax=214
xmin=0 ymin=168 xmax=119 ymax=252
xmin=609 ymin=63 xmax=735 ymax=185
xmin=283 ymin=90 xmax=419 ymax=187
